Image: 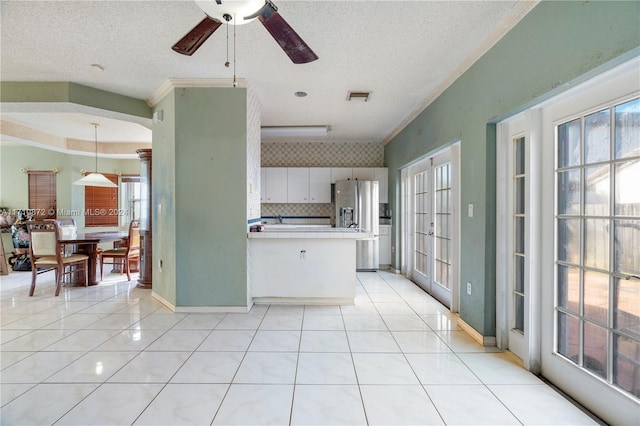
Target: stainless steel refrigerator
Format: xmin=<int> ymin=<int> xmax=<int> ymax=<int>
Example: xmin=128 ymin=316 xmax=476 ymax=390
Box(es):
xmin=335 ymin=180 xmax=379 ymax=271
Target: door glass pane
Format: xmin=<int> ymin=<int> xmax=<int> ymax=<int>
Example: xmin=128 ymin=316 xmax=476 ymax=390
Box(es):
xmin=558 ymin=264 xmax=580 ymax=314
xmin=515 ymin=293 xmax=525 ymax=332
xmin=515 ymin=137 xmax=525 ymax=174
xmin=615 ymin=159 xmax=640 ymax=217
xmin=558 ymin=118 xmax=581 ymax=168
xmin=558 ymin=312 xmax=580 ymax=362
xmin=515 ymin=216 xmax=525 ymax=254
xmin=613 ymin=334 xmax=640 ymax=397
xmin=584 ymin=165 xmax=609 ymax=215
xmin=515 ymin=177 xmax=525 ymax=215
xmin=614 ymin=98 xmax=640 ymax=160
xmin=614 ymin=219 xmax=640 ymax=275
xmin=584 ymin=322 xmax=607 ymax=379
xmin=584 ymin=218 xmax=609 ymax=270
xmin=584 ymin=109 xmax=610 ymax=164
xmin=557 ymin=218 xmax=580 ymax=264
xmin=434 ymin=163 xmax=451 ymax=290
xmin=614 ymin=277 xmax=640 ymax=340
xmin=584 ymin=270 xmax=609 ymax=324
xmin=414 ymin=172 xmax=429 ymax=277
xmin=515 ymin=255 xmax=525 ymax=293
xmin=558 ymin=169 xmax=581 ymax=215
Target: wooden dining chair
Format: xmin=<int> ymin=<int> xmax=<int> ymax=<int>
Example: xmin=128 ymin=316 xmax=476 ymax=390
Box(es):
xmin=26 ymin=221 xmax=89 ymax=296
xmin=100 ymin=220 xmax=140 ymax=281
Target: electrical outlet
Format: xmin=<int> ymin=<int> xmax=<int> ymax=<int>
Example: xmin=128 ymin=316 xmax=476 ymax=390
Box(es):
xmin=466 ymin=282 xmax=472 ymax=295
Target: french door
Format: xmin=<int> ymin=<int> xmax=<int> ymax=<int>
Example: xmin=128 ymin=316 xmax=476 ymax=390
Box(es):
xmin=404 ymin=147 xmax=458 ymax=310
xmin=497 ymin=113 xmax=533 ymax=363
xmin=539 ymin=59 xmax=639 ymax=425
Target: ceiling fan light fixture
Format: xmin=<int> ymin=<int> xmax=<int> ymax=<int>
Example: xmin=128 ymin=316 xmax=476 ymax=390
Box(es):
xmin=73 ymin=123 xmax=117 ymax=188
xmin=195 ymin=0 xmax=265 ymax=25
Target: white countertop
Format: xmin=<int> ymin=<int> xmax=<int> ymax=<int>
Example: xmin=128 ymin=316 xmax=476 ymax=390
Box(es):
xmin=247 ymin=225 xmax=373 ymax=239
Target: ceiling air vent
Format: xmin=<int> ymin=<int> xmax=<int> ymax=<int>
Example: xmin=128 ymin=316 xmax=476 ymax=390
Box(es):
xmin=347 ymin=91 xmax=371 ymax=102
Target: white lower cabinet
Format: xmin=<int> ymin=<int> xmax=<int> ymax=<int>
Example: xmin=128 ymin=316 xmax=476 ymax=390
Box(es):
xmin=379 ymin=225 xmax=391 ymax=266
xmin=249 ymin=237 xmax=357 ymax=304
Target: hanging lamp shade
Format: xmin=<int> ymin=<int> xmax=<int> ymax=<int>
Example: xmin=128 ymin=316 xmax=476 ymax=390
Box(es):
xmin=73 ymin=123 xmax=117 ymax=188
xmin=74 ymin=172 xmax=117 ymax=187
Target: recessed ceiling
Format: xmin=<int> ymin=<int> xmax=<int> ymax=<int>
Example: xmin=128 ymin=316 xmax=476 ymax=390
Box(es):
xmin=0 ymin=0 xmax=537 ymax=153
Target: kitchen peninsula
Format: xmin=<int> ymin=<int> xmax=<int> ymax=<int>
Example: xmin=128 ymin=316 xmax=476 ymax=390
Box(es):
xmin=247 ymin=226 xmax=372 ymax=305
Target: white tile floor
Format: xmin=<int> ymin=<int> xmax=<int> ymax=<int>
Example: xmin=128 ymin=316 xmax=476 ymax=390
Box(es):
xmin=0 ymin=269 xmax=600 ymax=425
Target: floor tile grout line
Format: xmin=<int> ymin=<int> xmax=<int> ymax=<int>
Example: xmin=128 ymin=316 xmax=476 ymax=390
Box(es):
xmin=348 ymin=273 xmax=371 ymax=426
xmin=373 ymin=272 xmax=450 ymax=425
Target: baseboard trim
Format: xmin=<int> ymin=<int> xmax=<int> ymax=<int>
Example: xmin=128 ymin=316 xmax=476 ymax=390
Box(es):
xmin=151 ymin=292 xmax=252 ymax=313
xmin=253 ymin=296 xmax=354 ymax=306
xmin=458 ymin=317 xmax=497 ymax=347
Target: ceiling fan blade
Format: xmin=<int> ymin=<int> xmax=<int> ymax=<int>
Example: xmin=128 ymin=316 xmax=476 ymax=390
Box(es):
xmin=255 ymin=2 xmax=318 ymax=64
xmin=172 ymin=16 xmax=222 ymax=56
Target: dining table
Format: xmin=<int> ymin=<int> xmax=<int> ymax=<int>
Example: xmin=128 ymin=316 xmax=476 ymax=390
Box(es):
xmin=60 ymin=231 xmax=128 ymax=286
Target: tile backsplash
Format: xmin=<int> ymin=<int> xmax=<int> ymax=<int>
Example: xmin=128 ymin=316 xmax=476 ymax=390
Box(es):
xmin=261 ymin=203 xmax=332 ymax=219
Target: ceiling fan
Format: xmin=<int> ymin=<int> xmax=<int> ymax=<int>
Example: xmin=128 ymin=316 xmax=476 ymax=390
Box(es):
xmin=172 ymin=0 xmax=318 ymax=64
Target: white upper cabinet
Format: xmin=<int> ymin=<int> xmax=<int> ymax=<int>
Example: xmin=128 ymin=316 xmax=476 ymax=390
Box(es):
xmin=261 ymin=167 xmax=387 ymax=204
xmin=287 ymin=168 xmax=310 ymax=203
xmin=309 ymin=168 xmax=331 ymax=203
xmin=263 ymin=167 xmax=288 ymax=203
xmin=352 ymin=167 xmax=375 ymax=180
xmin=331 ymin=168 xmax=352 ymax=183
xmin=374 ymin=167 xmax=389 ymax=204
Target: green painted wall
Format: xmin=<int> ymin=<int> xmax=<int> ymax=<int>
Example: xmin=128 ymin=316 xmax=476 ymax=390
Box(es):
xmin=152 ymin=91 xmax=177 ymax=305
xmin=153 ymin=87 xmax=248 ymax=308
xmin=0 ymin=145 xmax=139 ymax=228
xmin=1 ymin=82 xmax=150 ymax=119
xmin=384 ymin=1 xmax=640 ymax=336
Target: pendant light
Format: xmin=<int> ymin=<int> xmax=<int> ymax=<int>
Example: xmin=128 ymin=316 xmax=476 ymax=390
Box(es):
xmin=73 ymin=123 xmax=117 ymax=188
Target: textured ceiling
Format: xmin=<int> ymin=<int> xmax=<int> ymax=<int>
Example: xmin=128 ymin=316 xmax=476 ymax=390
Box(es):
xmin=0 ymin=0 xmax=536 ymax=152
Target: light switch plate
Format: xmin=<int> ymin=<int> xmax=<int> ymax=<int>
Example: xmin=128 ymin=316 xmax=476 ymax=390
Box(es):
xmin=468 ymin=204 xmax=474 ymax=218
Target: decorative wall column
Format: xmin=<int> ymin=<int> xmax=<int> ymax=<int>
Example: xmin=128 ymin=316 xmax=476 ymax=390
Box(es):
xmin=137 ymin=148 xmax=152 ymax=288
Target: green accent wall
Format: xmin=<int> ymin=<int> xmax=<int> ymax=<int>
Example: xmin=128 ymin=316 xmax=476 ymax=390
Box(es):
xmin=384 ymin=1 xmax=640 ymax=336
xmin=152 ymin=91 xmax=177 ymax=305
xmin=0 ymin=145 xmax=139 ymax=219
xmin=1 ymin=82 xmax=151 ymax=119
xmin=153 ymin=87 xmax=249 ymax=308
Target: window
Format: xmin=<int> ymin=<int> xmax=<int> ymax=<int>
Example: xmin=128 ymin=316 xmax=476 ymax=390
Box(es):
xmin=28 ymin=171 xmax=56 ymax=220
xmin=120 ymin=175 xmax=141 ymax=226
xmin=84 ymin=173 xmax=118 ymax=227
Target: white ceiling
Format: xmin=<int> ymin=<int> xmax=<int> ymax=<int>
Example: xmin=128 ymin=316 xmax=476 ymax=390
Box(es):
xmin=0 ymin=0 xmax=536 ymax=152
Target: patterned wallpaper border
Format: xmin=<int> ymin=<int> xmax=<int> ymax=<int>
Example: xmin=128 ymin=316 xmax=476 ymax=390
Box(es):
xmin=262 ymin=141 xmax=383 ymax=167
